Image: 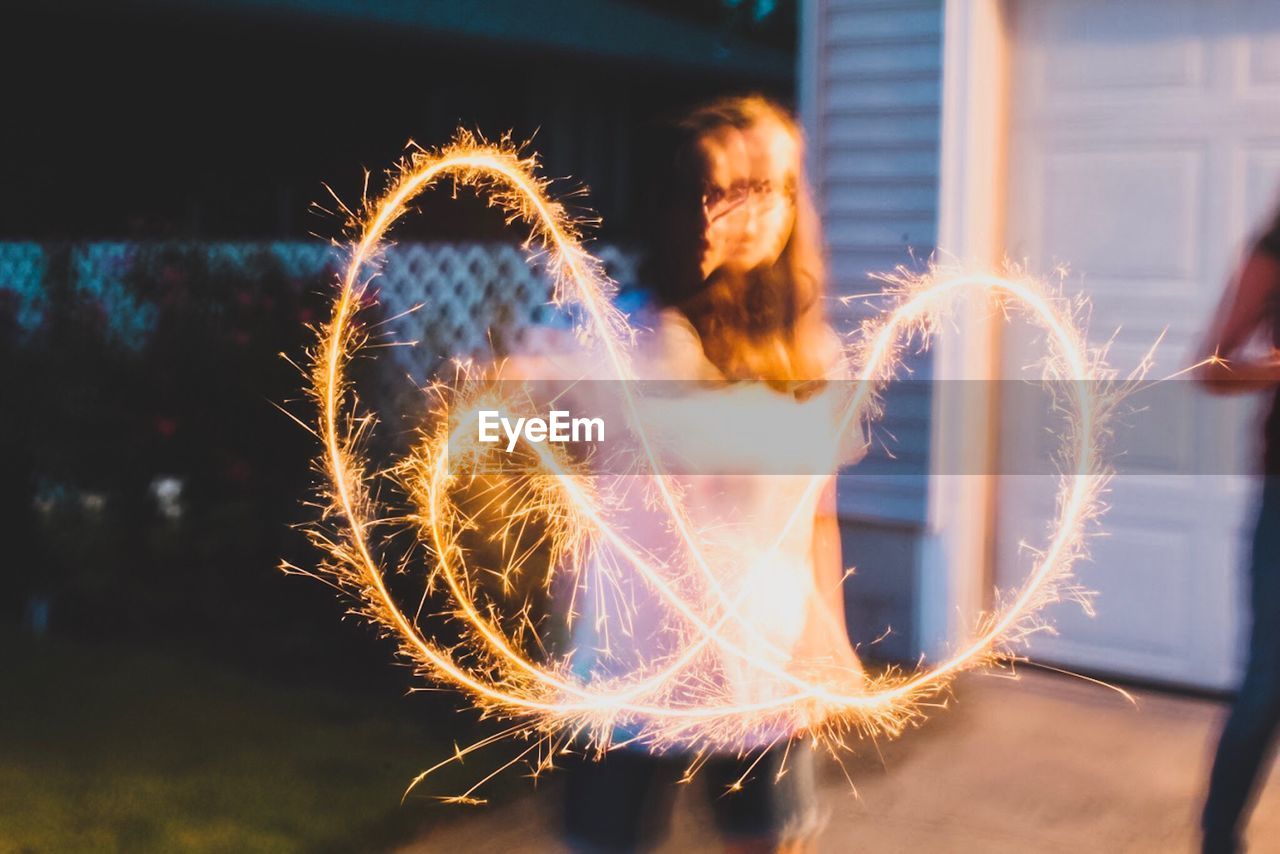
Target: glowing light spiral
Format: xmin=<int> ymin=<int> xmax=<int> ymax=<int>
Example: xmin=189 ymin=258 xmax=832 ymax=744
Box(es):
xmin=297 ymin=133 xmax=1114 ymax=798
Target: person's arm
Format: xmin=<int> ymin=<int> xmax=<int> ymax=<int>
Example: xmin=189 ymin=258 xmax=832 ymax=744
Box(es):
xmin=811 ymin=474 xmax=848 ymax=638
xmin=792 ymin=472 xmax=864 ymax=687
xmin=1197 ymin=249 xmax=1280 ymax=395
xmin=794 ymin=328 xmax=866 ymax=674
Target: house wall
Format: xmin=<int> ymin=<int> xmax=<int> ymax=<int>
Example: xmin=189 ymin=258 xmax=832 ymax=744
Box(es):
xmin=800 ymin=0 xmax=945 ymax=661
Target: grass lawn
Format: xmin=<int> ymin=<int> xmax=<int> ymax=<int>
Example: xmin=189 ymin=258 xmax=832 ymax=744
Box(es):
xmin=0 ymin=629 xmax=506 ymax=853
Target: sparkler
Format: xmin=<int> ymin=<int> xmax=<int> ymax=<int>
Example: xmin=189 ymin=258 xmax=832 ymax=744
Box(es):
xmin=294 ymin=132 xmax=1118 ymax=798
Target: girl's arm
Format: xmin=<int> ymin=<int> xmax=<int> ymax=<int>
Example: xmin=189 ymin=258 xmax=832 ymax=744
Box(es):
xmin=811 ymin=473 xmax=848 ymax=639
xmin=794 ymin=472 xmax=863 ymax=684
xmin=1197 ymin=249 xmax=1280 ymax=395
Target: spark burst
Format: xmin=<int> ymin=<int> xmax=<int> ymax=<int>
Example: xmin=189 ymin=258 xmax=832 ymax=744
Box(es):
xmin=294 ymin=132 xmax=1120 ymax=800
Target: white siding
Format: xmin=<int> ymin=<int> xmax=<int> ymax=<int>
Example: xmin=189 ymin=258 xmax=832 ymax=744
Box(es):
xmin=802 ymin=0 xmax=943 ymax=526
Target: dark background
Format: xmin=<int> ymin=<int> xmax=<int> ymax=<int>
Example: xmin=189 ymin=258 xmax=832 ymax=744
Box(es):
xmin=0 ymin=2 xmax=798 ymax=848
xmin=1 ymin=0 xmax=795 ymax=647
xmin=3 ymin=0 xmax=795 ymax=240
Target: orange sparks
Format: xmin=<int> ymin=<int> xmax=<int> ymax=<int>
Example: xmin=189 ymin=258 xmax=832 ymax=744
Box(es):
xmin=297 ymin=132 xmax=1119 ymax=794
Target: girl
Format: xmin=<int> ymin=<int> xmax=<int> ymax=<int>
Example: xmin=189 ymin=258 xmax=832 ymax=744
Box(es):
xmin=558 ymin=96 xmax=864 ymax=854
xmin=1197 ymin=197 xmax=1280 ymax=854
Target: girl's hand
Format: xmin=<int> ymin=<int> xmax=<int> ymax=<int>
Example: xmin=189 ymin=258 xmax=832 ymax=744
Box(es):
xmin=1197 ymin=249 xmax=1280 ymax=395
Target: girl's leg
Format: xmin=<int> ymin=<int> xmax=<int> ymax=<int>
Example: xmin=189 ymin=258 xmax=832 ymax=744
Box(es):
xmin=705 ymin=739 xmax=823 ymax=853
xmin=562 ymin=747 xmax=683 ymax=853
xmin=1202 ymin=478 xmax=1280 ymax=853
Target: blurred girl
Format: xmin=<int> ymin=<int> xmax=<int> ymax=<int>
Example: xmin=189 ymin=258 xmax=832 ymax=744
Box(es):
xmin=1197 ymin=197 xmax=1280 ymax=854
xmin=559 ymin=96 xmax=863 ymax=854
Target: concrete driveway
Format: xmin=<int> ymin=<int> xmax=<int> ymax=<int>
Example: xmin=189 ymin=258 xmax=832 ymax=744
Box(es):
xmin=401 ymin=670 xmax=1280 ymax=853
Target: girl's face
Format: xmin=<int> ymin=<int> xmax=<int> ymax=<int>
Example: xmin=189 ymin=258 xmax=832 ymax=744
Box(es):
xmin=696 ymin=119 xmax=798 ymax=278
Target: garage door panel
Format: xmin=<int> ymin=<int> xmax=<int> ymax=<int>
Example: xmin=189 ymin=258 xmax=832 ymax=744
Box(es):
xmin=1037 ymin=1 xmax=1205 ymax=96
xmin=1038 ymin=146 xmax=1205 ymax=281
xmin=1242 ymin=2 xmax=1280 ymax=91
xmin=1001 ymin=0 xmax=1279 ymax=689
xmin=1016 ymin=0 xmax=1210 ymax=106
xmin=1241 ymin=143 xmax=1280 ymax=231
xmin=1049 ymin=524 xmax=1192 ymax=656
xmin=996 ymin=484 xmax=1245 ymax=688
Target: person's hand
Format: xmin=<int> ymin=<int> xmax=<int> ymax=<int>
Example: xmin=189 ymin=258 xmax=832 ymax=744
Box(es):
xmin=1196 ymin=347 xmax=1280 ymax=395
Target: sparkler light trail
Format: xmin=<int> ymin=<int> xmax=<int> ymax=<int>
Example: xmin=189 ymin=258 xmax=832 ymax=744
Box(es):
xmin=294 ymin=131 xmax=1119 ymax=798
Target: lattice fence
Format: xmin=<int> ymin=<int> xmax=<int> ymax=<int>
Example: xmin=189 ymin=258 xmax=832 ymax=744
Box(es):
xmin=0 ymin=241 xmax=642 ymax=378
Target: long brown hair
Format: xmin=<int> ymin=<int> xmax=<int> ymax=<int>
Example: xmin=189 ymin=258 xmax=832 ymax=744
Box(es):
xmin=645 ymin=95 xmax=831 ymax=390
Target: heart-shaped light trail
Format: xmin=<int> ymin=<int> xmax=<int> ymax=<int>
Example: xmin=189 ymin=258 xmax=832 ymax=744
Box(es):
xmin=298 ymin=132 xmax=1114 ymax=801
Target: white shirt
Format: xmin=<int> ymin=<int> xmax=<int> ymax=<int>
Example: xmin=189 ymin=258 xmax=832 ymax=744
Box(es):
xmin=530 ymin=303 xmax=866 ymax=747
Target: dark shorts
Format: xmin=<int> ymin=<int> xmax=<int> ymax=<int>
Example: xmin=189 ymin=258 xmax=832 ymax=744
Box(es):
xmin=561 ymin=740 xmax=820 ymax=852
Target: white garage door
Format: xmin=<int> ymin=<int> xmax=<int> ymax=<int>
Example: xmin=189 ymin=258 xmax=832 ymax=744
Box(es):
xmin=997 ymin=0 xmax=1280 ymax=690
